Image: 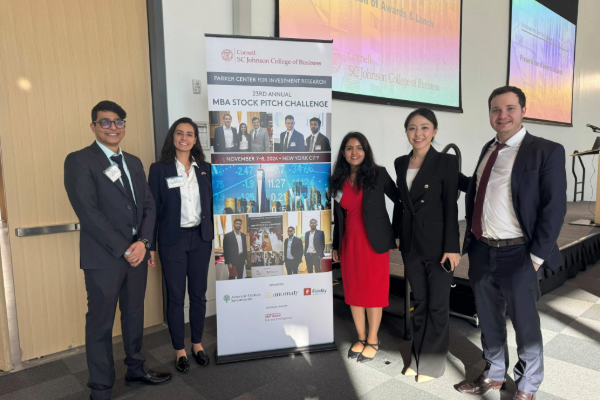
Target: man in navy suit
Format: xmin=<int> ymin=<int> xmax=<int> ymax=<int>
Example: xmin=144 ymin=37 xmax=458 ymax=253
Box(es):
xmin=223 ymin=219 xmax=248 ymax=279
xmin=279 ymin=115 xmax=305 ymax=152
xmin=213 ymin=114 xmax=238 ymax=152
xmin=457 ymin=86 xmax=566 ymax=400
xmin=283 ymin=227 xmax=303 ymax=275
xmin=304 ymin=218 xmax=325 ymax=273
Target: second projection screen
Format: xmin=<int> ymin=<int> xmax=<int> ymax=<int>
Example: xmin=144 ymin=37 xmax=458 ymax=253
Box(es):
xmin=279 ymin=0 xmax=462 ymax=109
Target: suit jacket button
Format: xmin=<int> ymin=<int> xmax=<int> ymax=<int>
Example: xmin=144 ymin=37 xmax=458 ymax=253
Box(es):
xmin=127 ymin=206 xmax=132 ymax=210
xmin=420 ymin=200 xmax=425 ymax=203
xmin=424 ymin=184 xmax=429 ymax=188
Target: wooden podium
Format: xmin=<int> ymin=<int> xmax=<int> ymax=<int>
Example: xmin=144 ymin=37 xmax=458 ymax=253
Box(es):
xmin=570 ymin=149 xmax=600 ymax=226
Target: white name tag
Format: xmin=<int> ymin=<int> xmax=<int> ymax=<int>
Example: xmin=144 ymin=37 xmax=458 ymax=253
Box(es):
xmin=290 ymin=142 xmax=296 ymax=147
xmin=334 ymin=190 xmax=343 ymax=203
xmin=315 ymin=145 xmax=321 ymax=150
xmin=103 ymin=165 xmax=121 ymax=182
xmin=166 ymin=176 xmax=185 ymax=189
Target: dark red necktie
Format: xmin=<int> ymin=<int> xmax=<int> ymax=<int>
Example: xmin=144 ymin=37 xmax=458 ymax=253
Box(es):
xmin=472 ymin=143 xmax=505 ymax=239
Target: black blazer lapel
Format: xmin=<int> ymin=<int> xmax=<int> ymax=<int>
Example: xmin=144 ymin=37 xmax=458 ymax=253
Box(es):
xmin=166 ymin=161 xmax=181 ymax=200
xmin=91 ymin=142 xmax=128 ymax=198
xmin=511 ymin=132 xmax=534 ymax=209
xmin=396 ymin=156 xmax=414 ymax=213
xmin=410 ymin=147 xmax=439 ymax=202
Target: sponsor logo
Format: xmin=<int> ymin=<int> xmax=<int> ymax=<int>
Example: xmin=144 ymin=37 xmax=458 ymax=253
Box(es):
xmin=304 ymin=288 xmax=311 ymax=296
xmin=307 ymin=288 xmax=327 ymax=296
xmin=269 ymin=283 xmax=284 ymax=287
xmin=266 ymin=290 xmax=299 ymax=298
xmin=221 ymin=49 xmax=233 ymax=62
xmin=265 ymin=313 xmax=281 ymax=319
xmin=223 ymin=293 xmax=262 ymax=303
xmin=265 ymin=312 xmax=292 ymax=322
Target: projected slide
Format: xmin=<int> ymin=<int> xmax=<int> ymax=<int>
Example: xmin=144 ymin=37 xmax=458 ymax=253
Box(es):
xmin=508 ymin=0 xmax=576 ymax=124
xmin=279 ymin=0 xmax=462 ymax=109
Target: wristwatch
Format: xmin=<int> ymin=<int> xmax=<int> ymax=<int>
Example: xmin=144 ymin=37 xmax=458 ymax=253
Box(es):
xmin=138 ymin=239 xmax=151 ymax=250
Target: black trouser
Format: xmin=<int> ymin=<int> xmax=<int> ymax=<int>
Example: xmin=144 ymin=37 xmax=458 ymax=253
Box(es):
xmin=284 ymin=259 xmax=300 ymax=275
xmin=84 ymin=263 xmax=148 ymax=400
xmin=402 ymin=251 xmax=453 ymax=378
xmin=305 ymin=253 xmax=321 ymax=273
xmin=159 ymin=228 xmax=212 ymax=350
xmin=468 ymin=240 xmax=543 ymax=394
xmin=229 ymin=260 xmax=246 ymax=279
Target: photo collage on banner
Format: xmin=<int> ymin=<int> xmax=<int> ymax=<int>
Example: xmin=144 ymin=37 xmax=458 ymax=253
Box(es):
xmin=206 ymin=35 xmax=335 ymax=358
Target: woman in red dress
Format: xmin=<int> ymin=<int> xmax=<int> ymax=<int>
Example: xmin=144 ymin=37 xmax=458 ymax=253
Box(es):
xmin=332 ymin=132 xmax=399 ymax=363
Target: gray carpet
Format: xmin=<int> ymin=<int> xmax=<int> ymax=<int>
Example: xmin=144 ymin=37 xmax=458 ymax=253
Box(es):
xmin=390 ymin=201 xmax=600 ymax=279
xmin=3 ymin=262 xmax=600 ymax=400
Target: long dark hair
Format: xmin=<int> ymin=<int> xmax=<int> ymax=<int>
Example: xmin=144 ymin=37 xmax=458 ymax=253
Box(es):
xmin=330 ymin=132 xmax=379 ymax=198
xmin=160 ymin=117 xmax=206 ymax=163
xmin=239 ymin=122 xmax=248 ymax=135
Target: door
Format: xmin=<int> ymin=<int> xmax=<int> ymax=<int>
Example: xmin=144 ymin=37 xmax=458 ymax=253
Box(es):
xmin=0 ymin=0 xmax=163 ymax=361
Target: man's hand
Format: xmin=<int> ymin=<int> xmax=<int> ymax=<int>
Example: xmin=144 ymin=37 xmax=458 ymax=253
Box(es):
xmin=533 ymin=261 xmax=541 ymax=272
xmin=332 ymin=249 xmax=339 ymax=262
xmin=148 ymin=251 xmax=156 ymax=268
xmin=125 ymin=242 xmax=146 ymax=267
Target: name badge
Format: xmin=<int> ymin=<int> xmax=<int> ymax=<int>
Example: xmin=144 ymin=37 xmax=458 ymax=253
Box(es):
xmin=103 ymin=165 xmax=121 ymax=182
xmin=334 ymin=190 xmax=343 ymax=203
xmin=290 ymin=142 xmax=296 ymax=147
xmin=315 ymin=145 xmax=321 ymax=151
xmin=166 ymin=176 xmax=185 ymax=189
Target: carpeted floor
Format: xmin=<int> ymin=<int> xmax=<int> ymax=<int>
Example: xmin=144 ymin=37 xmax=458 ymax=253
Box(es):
xmin=3 ymin=258 xmax=600 ymax=399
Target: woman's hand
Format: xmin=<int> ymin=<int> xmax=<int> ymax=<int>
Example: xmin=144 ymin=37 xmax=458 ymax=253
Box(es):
xmin=148 ymin=251 xmax=156 ymax=267
xmin=332 ymin=249 xmax=339 ymax=262
xmin=440 ymin=252 xmax=461 ymax=271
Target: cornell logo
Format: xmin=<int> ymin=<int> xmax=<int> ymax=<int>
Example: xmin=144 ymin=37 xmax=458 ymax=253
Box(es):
xmin=223 ymin=294 xmax=231 ymax=303
xmin=222 ymin=49 xmax=233 ymax=62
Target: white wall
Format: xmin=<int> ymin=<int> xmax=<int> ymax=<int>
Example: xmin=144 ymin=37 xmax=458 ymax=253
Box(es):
xmin=162 ymin=0 xmax=600 ymax=315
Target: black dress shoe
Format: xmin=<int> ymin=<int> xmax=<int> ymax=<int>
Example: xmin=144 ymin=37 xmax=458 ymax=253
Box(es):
xmin=176 ymin=356 xmax=190 ymax=373
xmin=347 ymin=340 xmax=366 ymax=359
xmin=125 ymin=370 xmax=172 ymax=385
xmin=191 ymin=346 xmax=210 ymax=366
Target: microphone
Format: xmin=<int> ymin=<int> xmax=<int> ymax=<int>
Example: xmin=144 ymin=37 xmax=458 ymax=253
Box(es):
xmin=587 ymin=124 xmax=600 ymax=131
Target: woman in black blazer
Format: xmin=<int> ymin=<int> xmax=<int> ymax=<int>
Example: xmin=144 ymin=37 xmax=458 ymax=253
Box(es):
xmin=331 ymin=132 xmax=399 ymax=363
xmin=148 ymin=118 xmax=214 ymax=373
xmin=393 ymin=108 xmax=460 ymax=382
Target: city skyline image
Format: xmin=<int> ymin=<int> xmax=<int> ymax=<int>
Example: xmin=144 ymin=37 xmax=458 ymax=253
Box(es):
xmin=212 ymin=163 xmax=331 ymax=215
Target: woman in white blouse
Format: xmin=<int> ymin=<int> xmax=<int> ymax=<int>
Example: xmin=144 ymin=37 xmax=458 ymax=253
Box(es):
xmin=393 ymin=108 xmax=461 ymax=382
xmin=148 ymin=118 xmax=214 ymax=373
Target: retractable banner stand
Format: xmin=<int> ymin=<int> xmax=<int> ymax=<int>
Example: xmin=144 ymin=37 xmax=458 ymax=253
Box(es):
xmin=205 ymin=34 xmax=336 ymax=363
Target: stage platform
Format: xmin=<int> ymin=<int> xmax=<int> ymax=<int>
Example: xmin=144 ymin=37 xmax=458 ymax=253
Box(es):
xmin=334 ymin=202 xmax=600 ymax=325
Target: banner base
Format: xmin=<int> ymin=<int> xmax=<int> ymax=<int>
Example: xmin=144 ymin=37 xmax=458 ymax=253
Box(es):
xmin=215 ymin=342 xmax=338 ymax=364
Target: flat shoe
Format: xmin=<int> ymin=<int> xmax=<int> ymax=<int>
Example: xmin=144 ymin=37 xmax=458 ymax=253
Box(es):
xmin=192 ymin=346 xmax=210 ymax=366
xmin=357 ymin=341 xmax=379 ymax=363
xmin=175 ymin=356 xmax=190 ymax=373
xmin=348 ymin=340 xmax=366 ymax=359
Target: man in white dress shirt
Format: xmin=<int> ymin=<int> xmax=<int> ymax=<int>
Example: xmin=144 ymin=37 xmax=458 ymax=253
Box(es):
xmin=224 ymin=218 xmax=248 ymax=279
xmin=457 ymin=86 xmax=566 ymax=400
xmin=304 ymin=219 xmax=325 ymax=273
xmin=305 ymin=117 xmax=331 ymax=152
xmin=213 ymin=114 xmax=238 ymax=152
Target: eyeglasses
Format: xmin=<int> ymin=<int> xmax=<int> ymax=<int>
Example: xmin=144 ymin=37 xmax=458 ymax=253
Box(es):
xmin=93 ymin=119 xmax=126 ymax=129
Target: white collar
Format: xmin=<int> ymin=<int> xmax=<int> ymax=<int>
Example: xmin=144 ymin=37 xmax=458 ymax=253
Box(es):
xmin=175 ymin=158 xmax=198 ymax=170
xmin=496 ymin=126 xmax=526 ymax=147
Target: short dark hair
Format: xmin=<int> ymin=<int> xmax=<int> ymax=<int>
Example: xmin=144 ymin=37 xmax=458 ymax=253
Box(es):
xmin=234 ymin=218 xmax=243 ymax=224
xmin=288 ymin=226 xmax=295 ymax=231
xmin=310 ymin=218 xmax=318 ymax=223
xmin=160 ymin=118 xmax=205 ymax=164
xmin=91 ymin=100 xmax=126 ymax=122
xmin=488 ymin=86 xmax=526 ymax=111
xmin=404 ymin=108 xmax=438 ymax=130
xmin=223 ymin=114 xmax=232 ymax=119
xmin=285 ymin=115 xmax=294 ymax=122
xmin=252 ymin=117 xmax=260 ymax=122
xmin=309 ymin=117 xmax=321 ymax=127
